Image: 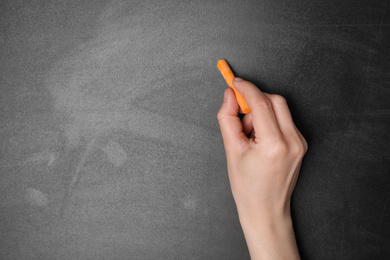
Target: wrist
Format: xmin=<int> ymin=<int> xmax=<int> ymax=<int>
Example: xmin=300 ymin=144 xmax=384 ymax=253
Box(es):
xmin=238 ymin=210 xmax=293 ymax=237
xmin=235 ymin=198 xmax=292 ymax=225
xmin=238 ymin=210 xmax=300 ymax=260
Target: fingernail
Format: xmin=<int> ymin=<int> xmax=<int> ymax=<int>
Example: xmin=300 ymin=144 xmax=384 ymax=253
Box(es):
xmin=223 ymin=89 xmax=227 ymax=102
xmin=233 ymin=77 xmax=243 ymax=82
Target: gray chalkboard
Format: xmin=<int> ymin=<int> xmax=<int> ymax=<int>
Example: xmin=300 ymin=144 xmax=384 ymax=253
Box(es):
xmin=1 ymin=0 xmax=389 ymax=259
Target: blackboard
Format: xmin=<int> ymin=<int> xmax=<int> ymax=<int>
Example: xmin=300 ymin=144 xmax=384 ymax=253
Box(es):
xmin=1 ymin=0 xmax=389 ymax=259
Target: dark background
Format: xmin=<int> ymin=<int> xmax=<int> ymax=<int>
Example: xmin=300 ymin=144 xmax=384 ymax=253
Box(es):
xmin=1 ymin=0 xmax=389 ymax=259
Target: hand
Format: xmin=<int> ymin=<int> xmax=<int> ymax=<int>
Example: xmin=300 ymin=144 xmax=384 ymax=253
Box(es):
xmin=217 ymin=77 xmax=307 ymax=259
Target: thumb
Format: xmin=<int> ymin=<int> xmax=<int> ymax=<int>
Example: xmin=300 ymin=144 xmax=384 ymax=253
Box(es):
xmin=217 ymin=88 xmax=248 ymax=155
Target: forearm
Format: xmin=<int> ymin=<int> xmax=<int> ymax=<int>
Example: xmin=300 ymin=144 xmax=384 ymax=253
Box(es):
xmin=238 ymin=212 xmax=300 ymax=260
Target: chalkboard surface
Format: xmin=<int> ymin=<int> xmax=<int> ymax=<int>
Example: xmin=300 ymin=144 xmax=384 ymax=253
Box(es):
xmin=1 ymin=0 xmax=389 ymax=259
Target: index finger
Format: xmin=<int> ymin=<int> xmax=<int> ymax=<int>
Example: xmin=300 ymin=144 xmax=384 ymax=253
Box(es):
xmin=232 ymin=78 xmax=282 ymax=141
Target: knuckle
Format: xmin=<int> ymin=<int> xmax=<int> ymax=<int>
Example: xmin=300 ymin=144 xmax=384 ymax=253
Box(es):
xmin=269 ymin=94 xmax=287 ymax=105
xmin=217 ymin=110 xmax=234 ymax=123
xmin=265 ymin=139 xmax=289 ymax=158
xmin=303 ymin=138 xmax=309 ymax=153
xmin=290 ymin=140 xmax=306 ymax=157
xmin=216 ymin=111 xmax=225 ymax=121
xmin=252 ymin=99 xmax=272 ymax=111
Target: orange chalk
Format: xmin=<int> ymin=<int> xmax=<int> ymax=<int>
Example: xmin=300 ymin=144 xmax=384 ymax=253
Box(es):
xmin=217 ymin=59 xmax=251 ymax=114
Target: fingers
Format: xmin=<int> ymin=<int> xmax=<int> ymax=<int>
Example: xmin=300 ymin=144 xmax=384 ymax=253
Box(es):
xmin=217 ymin=88 xmax=249 ymax=155
xmin=233 ymin=78 xmax=282 ymax=141
xmin=218 ymin=78 xmax=308 ymax=157
xmin=264 ymin=93 xmax=308 ymax=155
xmin=263 ymin=94 xmax=297 ymax=139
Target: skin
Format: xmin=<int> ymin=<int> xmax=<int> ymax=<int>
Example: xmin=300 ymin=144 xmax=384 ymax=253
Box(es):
xmin=217 ymin=77 xmax=308 ymax=260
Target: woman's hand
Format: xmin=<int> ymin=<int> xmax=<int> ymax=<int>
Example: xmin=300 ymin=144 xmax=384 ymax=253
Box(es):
xmin=217 ymin=77 xmax=307 ymax=259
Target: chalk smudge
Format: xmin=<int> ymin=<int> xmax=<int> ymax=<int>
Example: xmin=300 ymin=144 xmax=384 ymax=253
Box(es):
xmin=25 ymin=188 xmax=49 ymax=207
xmin=24 ymin=152 xmax=58 ymax=167
xmin=60 ymin=138 xmax=96 ymax=218
xmin=183 ymin=195 xmax=199 ymax=212
xmin=42 ymin=0 xmax=219 ymax=219
xmin=100 ymin=141 xmax=128 ymax=167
